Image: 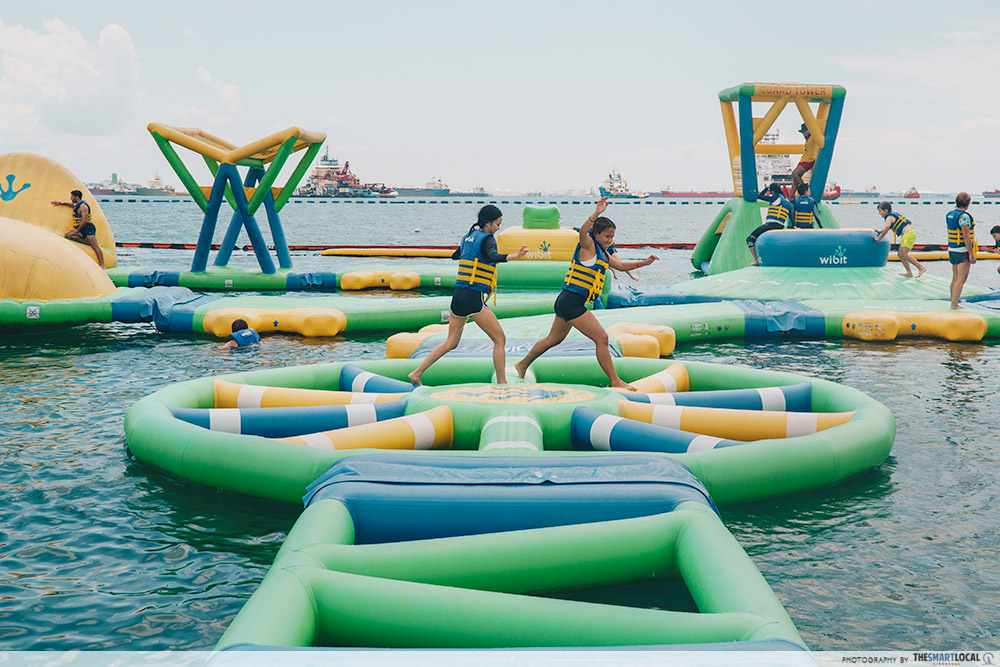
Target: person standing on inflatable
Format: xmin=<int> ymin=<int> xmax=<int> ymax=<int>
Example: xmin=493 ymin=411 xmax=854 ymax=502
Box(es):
xmin=946 ymin=192 xmax=977 ymax=309
xmin=51 ymin=190 xmax=105 ymax=269
xmin=872 ymin=201 xmax=926 ymax=278
xmin=514 ymin=197 xmax=658 ymax=391
xmin=748 ymin=183 xmax=793 ymax=265
xmin=790 ymin=183 xmax=822 ymax=229
xmin=792 ymin=123 xmax=821 ymax=195
xmin=408 ymin=205 xmax=528 ymax=385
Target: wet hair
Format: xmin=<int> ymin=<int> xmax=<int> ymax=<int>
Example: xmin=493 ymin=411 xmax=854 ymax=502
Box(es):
xmin=955 ymin=192 xmax=971 ymax=208
xmin=796 ymin=183 xmax=809 ymax=195
xmin=877 ymin=201 xmax=892 ymax=213
xmin=767 ymin=183 xmax=782 ymax=195
xmin=592 ymin=217 xmax=616 ymax=235
xmin=991 ymin=225 xmax=1000 ymax=236
xmin=70 ymin=189 xmax=83 ymax=198
xmin=231 ymin=319 xmax=248 ymax=332
xmin=469 ymin=204 xmax=503 ymax=234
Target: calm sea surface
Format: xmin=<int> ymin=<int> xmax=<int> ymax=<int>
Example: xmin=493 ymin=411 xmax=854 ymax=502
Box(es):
xmin=1 ymin=198 xmax=999 ymax=651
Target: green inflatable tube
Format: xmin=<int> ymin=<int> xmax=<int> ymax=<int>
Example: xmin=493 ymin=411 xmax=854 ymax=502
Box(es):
xmin=215 ymin=499 xmax=804 ymax=650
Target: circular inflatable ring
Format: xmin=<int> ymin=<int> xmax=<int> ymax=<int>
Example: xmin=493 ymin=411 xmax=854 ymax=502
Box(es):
xmin=125 ymin=356 xmax=895 ymax=506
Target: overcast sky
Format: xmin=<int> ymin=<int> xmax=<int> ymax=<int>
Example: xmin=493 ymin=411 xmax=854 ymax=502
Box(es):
xmin=2 ymin=1 xmax=999 ymax=194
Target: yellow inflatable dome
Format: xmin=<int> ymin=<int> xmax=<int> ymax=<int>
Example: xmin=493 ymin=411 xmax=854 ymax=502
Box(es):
xmin=0 ymin=216 xmax=117 ymax=301
xmin=0 ymin=152 xmax=117 ymax=268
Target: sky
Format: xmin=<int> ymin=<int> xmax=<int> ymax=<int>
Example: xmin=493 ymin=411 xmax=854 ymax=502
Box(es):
xmin=2 ymin=0 xmax=1000 ymax=194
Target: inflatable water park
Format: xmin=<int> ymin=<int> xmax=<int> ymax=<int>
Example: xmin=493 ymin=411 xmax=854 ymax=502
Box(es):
xmin=4 ymin=81 xmax=1000 ymax=656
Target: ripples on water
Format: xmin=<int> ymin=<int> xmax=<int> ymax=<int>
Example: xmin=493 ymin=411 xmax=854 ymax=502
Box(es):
xmin=2 ymin=201 xmax=999 ymax=650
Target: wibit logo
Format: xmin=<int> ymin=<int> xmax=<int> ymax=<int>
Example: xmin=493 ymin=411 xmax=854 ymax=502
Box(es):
xmin=1 ymin=174 xmax=31 ymax=201
xmin=524 ymin=240 xmax=552 ymax=260
xmin=819 ymin=245 xmax=848 ymax=265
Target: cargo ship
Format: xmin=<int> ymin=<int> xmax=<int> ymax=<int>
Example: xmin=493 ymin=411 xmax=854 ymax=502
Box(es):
xmin=983 ymin=189 xmax=1000 ymax=198
xmin=904 ymin=186 xmax=920 ymax=199
xmin=133 ymin=172 xmax=177 ymax=196
xmin=840 ymin=186 xmax=881 ymax=199
xmin=395 ymin=179 xmax=450 ymax=196
xmin=659 ymin=188 xmax=732 ymax=197
xmin=296 ymin=150 xmax=397 ymax=197
xmin=86 ymin=173 xmax=136 ymax=195
xmin=599 ymin=168 xmax=647 ymax=198
xmin=448 ymin=186 xmax=491 ymax=197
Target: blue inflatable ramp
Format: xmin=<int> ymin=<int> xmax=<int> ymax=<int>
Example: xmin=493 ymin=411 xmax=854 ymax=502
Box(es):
xmin=303 ymin=453 xmax=718 ymax=543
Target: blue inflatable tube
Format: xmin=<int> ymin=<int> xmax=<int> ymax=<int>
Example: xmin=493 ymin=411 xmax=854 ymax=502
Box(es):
xmin=757 ymin=228 xmax=890 ymax=268
xmin=622 ymin=382 xmax=812 ymax=412
xmin=570 ymin=406 xmax=744 ymax=454
xmin=303 ymin=453 xmax=718 ymax=543
xmin=169 ymin=399 xmax=409 ymax=438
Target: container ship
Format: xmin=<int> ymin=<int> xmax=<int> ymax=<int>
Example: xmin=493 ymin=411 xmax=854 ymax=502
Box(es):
xmin=86 ymin=173 xmax=136 ymax=195
xmin=599 ymin=168 xmax=647 ymax=198
xmin=133 ymin=172 xmax=177 ymax=196
xmin=840 ymin=186 xmax=881 ymax=199
xmin=395 ymin=179 xmax=450 ymax=196
xmin=983 ymin=189 xmax=1000 ymax=198
xmin=659 ymin=188 xmax=732 ymax=197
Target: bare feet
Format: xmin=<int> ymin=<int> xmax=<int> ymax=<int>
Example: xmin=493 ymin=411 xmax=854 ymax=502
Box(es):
xmin=407 ymin=370 xmax=422 ymax=386
xmin=749 ymin=261 xmax=760 ymax=266
xmin=495 ymin=377 xmax=507 ymax=385
xmin=916 ymin=267 xmax=926 ymax=278
xmin=900 ymin=272 xmax=913 ymax=278
xmin=611 ymin=380 xmax=637 ymax=392
xmin=513 ymin=360 xmax=528 ymax=379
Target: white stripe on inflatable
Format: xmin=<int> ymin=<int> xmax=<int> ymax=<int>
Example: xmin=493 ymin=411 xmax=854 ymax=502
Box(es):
xmin=482 ymin=415 xmax=542 ymax=433
xmin=348 ymin=393 xmax=380 ymax=404
xmin=687 ymin=434 xmax=724 ymax=452
xmin=208 ymin=408 xmax=242 ymax=434
xmin=346 ymin=404 xmax=378 ymax=427
xmin=588 ymin=414 xmax=618 ymax=451
xmin=482 ymin=440 xmax=540 ymax=451
xmin=404 ymin=412 xmax=436 ymax=449
xmin=351 ymin=371 xmax=377 ymax=392
xmin=786 ymin=412 xmax=820 ymax=437
xmin=652 ymin=369 xmax=679 ymax=392
xmin=236 ymin=384 xmax=267 ymax=409
xmin=756 ymin=387 xmax=787 ymax=412
xmin=300 ymin=432 xmax=335 ymax=450
xmin=645 ymin=393 xmax=677 ymax=405
xmin=650 ymin=405 xmax=683 ymax=430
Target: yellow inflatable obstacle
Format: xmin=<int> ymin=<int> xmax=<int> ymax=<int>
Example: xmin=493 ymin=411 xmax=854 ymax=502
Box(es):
xmin=842 ymin=310 xmax=988 ymax=342
xmin=0 ymin=217 xmax=116 ymax=301
xmin=496 ymin=205 xmax=580 ymax=261
xmin=0 ymin=152 xmax=117 ymax=268
xmin=203 ymin=307 xmax=348 ymax=338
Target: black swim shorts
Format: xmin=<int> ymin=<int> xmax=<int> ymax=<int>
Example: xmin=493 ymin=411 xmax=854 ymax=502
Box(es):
xmin=77 ymin=222 xmax=97 ymax=237
xmin=553 ymin=290 xmax=590 ymax=321
xmin=450 ymin=287 xmax=486 ymax=317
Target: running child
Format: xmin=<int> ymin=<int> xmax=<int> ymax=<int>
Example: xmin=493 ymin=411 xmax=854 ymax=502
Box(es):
xmin=514 ymin=197 xmax=658 ymax=391
xmin=407 ymin=205 xmax=527 ymax=385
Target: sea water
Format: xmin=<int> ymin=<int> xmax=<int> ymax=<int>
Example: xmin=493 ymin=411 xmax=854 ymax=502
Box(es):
xmin=1 ymin=198 xmax=999 ymax=651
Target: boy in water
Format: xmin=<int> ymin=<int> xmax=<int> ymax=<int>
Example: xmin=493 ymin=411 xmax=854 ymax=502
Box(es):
xmin=221 ymin=319 xmax=261 ymax=349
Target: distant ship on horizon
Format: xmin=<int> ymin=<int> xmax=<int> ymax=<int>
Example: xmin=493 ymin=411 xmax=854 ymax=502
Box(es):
xmin=395 ymin=179 xmax=450 ymax=197
xmin=659 ymin=188 xmax=732 ymax=197
xmin=133 ymin=172 xmax=176 ymax=197
xmin=599 ymin=168 xmax=648 ymax=199
xmin=840 ymin=186 xmax=881 ymax=199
